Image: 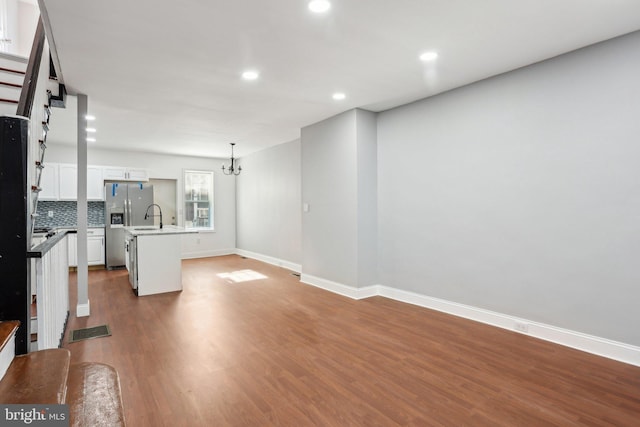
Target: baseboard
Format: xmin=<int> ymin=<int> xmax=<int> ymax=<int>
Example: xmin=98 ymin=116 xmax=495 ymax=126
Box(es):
xmin=76 ymin=300 xmax=90 ymax=317
xmin=181 ymin=249 xmax=236 ymax=259
xmin=376 ymin=286 xmax=640 ymax=367
xmin=300 ymin=273 xmax=378 ymax=299
xmin=299 ymin=275 xmax=640 ymax=367
xmin=235 ymin=249 xmax=302 ymax=273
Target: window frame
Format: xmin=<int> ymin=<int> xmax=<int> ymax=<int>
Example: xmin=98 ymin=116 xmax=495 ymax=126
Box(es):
xmin=183 ymin=169 xmax=214 ymax=231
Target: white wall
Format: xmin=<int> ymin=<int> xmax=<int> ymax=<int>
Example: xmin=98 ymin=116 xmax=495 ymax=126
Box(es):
xmin=17 ymin=0 xmax=38 ymax=57
xmin=356 ymin=110 xmax=378 ymax=287
xmin=302 ymin=110 xmax=358 ymax=286
xmin=0 ymin=0 xmax=18 ymax=55
xmin=0 ymin=0 xmax=39 ymax=57
xmin=46 ymin=145 xmax=236 ymax=258
xmin=301 ymin=109 xmax=378 ymax=288
xmin=148 ymin=178 xmax=177 ymax=226
xmin=236 ymin=139 xmax=302 ymax=267
xmin=377 ymin=31 xmax=640 ymax=346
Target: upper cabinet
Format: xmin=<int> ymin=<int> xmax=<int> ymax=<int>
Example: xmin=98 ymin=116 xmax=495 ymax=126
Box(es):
xmin=38 ymin=164 xmax=148 ymax=201
xmin=87 ymin=166 xmax=104 ymax=200
xmin=39 ymin=163 xmax=59 ymax=201
xmin=40 ymin=163 xmax=105 ymax=201
xmin=103 ymin=167 xmax=148 ymax=182
xmin=102 ymin=167 xmax=126 ymax=180
xmin=58 ymin=163 xmax=77 ymax=200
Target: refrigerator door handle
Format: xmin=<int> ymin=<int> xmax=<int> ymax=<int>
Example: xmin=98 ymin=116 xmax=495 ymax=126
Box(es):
xmin=124 ymin=198 xmax=130 ymax=225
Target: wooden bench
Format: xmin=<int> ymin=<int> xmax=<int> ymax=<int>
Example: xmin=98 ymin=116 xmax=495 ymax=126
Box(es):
xmin=0 ymin=321 xmax=125 ymax=426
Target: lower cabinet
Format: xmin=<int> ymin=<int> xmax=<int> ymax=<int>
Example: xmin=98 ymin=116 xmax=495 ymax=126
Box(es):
xmin=87 ymin=235 xmax=104 ymax=265
xmin=68 ymin=228 xmax=105 ymax=267
xmin=68 ymin=233 xmax=77 ymax=266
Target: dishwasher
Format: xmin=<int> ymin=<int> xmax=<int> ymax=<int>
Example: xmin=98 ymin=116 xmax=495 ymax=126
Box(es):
xmin=125 ymin=235 xmax=138 ymax=293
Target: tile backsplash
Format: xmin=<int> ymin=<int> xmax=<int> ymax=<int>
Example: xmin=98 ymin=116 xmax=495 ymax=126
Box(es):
xmin=35 ymin=201 xmax=105 ymax=228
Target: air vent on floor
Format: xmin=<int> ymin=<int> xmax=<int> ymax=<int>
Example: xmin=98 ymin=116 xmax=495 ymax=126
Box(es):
xmin=291 ymin=272 xmax=301 ymax=277
xmin=69 ymin=325 xmax=111 ymax=343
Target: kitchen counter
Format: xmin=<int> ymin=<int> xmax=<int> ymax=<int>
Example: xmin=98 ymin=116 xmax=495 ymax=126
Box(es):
xmin=123 ymin=226 xmax=196 ymax=296
xmin=28 ymin=229 xmax=73 ymax=258
xmin=122 ymin=225 xmax=197 ymax=236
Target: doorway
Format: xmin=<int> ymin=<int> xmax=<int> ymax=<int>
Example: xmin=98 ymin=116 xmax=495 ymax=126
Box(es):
xmin=149 ymin=179 xmax=177 ymax=226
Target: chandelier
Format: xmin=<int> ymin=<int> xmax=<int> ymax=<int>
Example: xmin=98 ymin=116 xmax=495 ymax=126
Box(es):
xmin=221 ymin=143 xmax=242 ymax=176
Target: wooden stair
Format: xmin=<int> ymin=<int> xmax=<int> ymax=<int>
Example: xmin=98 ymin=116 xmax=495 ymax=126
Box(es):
xmin=0 ymin=64 xmax=25 ymax=106
xmin=0 ymin=321 xmax=126 ymax=426
xmin=0 ymin=348 xmax=70 ymax=403
xmin=67 ymin=363 xmax=126 ymax=426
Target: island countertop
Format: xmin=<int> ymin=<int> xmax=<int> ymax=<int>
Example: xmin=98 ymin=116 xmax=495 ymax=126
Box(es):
xmin=122 ymin=225 xmax=198 ymax=236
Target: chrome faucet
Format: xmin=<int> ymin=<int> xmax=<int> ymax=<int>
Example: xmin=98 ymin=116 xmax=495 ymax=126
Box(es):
xmin=144 ymin=204 xmax=163 ymax=229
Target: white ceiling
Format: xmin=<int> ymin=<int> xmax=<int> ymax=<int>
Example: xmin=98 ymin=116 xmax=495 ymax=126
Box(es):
xmin=39 ymin=0 xmax=640 ymax=159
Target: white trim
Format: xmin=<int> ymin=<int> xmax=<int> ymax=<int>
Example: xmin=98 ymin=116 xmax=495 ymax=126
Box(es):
xmin=356 ymin=285 xmax=379 ymax=299
xmin=181 ymin=248 xmax=236 ymax=259
xmin=236 ymin=249 xmax=301 ymax=273
xmin=375 ymin=286 xmax=640 ymax=366
xmin=297 ymin=274 xmax=640 ymax=367
xmin=76 ymin=300 xmax=90 ymax=317
xmin=300 ymin=273 xmax=377 ymax=299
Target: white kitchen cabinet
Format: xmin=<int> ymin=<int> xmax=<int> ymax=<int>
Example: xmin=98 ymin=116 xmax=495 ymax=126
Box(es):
xmin=67 ymin=233 xmax=77 ymax=267
xmin=87 ymin=166 xmax=104 ymax=200
xmin=39 ymin=163 xmax=59 ymax=200
xmin=44 ymin=163 xmax=105 ymax=201
xmin=103 ymin=166 xmax=148 ymax=182
xmin=68 ymin=228 xmax=105 ymax=267
xmin=58 ymin=163 xmax=77 ymax=200
xmin=123 ymin=226 xmax=195 ymax=296
xmin=102 ymin=167 xmax=127 ymax=180
xmin=126 ymin=168 xmax=148 ymax=181
xmin=87 ymin=235 xmax=104 ymax=264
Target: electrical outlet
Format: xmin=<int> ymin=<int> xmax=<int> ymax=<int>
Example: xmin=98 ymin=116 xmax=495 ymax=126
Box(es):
xmin=48 ymin=211 xmax=54 ymax=218
xmin=515 ymin=322 xmax=529 ymax=333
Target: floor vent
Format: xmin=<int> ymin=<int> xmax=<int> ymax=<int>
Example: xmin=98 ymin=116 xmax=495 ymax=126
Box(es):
xmin=291 ymin=272 xmax=301 ymax=277
xmin=69 ymin=324 xmax=111 ymax=343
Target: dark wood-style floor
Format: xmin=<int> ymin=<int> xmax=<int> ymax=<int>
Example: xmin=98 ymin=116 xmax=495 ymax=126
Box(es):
xmin=63 ymin=255 xmax=640 ymax=426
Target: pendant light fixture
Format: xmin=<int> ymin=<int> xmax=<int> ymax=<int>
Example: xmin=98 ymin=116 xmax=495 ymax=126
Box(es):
xmin=221 ymin=143 xmax=242 ymax=176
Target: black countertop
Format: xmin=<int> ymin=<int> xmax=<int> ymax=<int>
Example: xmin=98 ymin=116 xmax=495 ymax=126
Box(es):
xmin=27 ymin=229 xmax=75 ymax=259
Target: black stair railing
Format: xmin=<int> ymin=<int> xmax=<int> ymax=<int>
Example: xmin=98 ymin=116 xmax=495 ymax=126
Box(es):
xmin=16 ymin=18 xmax=45 ymax=118
xmin=0 ymin=17 xmax=46 ymax=355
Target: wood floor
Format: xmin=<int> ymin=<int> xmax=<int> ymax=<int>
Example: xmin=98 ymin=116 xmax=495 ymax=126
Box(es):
xmin=63 ymin=255 xmax=640 ymax=426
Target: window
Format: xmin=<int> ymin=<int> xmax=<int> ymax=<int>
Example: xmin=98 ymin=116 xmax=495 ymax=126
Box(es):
xmin=184 ymin=170 xmax=214 ymax=230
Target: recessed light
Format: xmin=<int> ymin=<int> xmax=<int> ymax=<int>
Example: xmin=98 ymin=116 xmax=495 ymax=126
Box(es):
xmin=332 ymin=92 xmax=346 ymax=100
xmin=85 ymin=115 xmax=95 ymax=121
xmin=308 ymin=0 xmax=331 ymax=13
xmin=86 ymin=128 xmax=96 ymax=133
xmin=86 ymin=137 xmax=96 ymax=142
xmin=419 ymin=51 xmax=438 ymax=61
xmin=241 ymin=70 xmax=259 ymax=80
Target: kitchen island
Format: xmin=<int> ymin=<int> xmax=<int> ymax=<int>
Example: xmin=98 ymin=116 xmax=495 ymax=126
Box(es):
xmin=123 ymin=225 xmax=197 ymax=296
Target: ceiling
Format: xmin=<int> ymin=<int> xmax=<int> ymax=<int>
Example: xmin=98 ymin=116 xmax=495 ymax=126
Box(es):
xmin=39 ymin=0 xmax=640 ymax=159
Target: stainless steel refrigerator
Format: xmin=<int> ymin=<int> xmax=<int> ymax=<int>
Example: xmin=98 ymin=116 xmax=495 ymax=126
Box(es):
xmin=104 ymin=183 xmax=154 ymax=269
